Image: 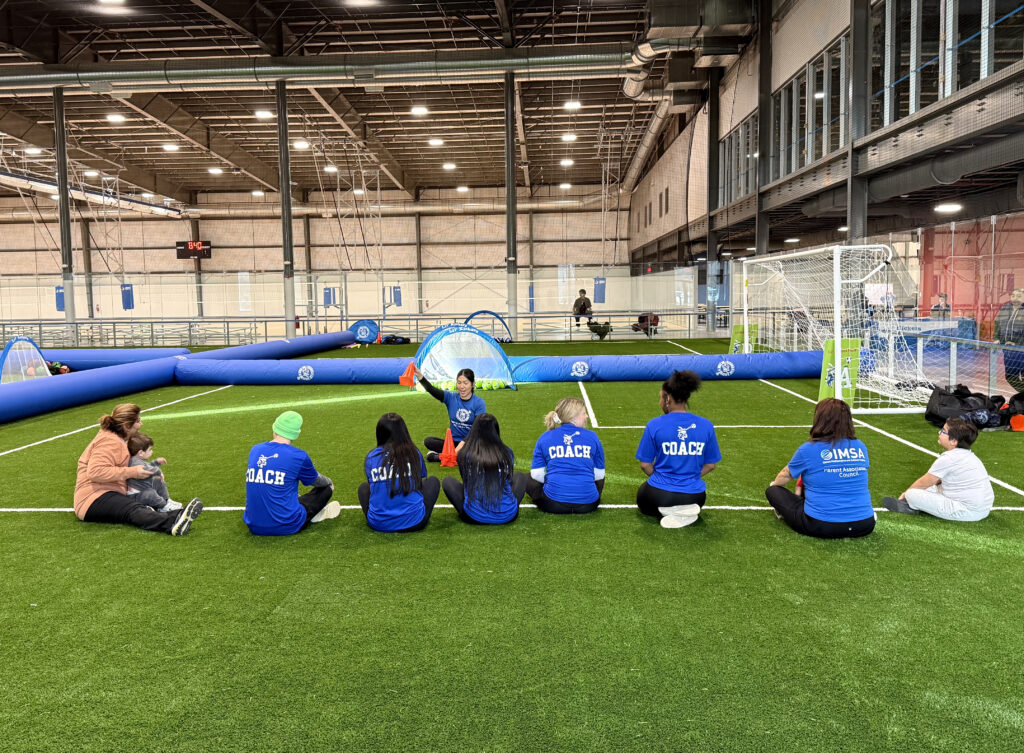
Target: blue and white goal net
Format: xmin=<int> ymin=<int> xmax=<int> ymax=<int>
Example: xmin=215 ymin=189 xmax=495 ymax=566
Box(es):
xmin=415 ymin=324 xmax=516 ymax=390
xmin=0 ymin=336 xmax=51 ymax=385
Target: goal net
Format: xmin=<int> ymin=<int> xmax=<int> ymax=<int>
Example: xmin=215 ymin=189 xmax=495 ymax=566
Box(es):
xmin=741 ymin=245 xmax=928 ymax=413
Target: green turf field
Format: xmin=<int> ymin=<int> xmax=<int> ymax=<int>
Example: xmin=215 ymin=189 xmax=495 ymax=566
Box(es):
xmin=2 ymin=337 xmax=1022 ymax=752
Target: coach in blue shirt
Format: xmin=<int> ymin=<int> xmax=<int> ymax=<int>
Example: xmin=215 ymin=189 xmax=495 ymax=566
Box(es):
xmin=415 ymin=367 xmax=487 ymax=462
xmin=527 ymin=397 xmax=605 ymax=514
xmin=244 ymin=411 xmax=338 ymax=536
xmin=766 ymin=398 xmax=875 ymax=539
xmin=635 ymin=370 xmax=721 ymax=529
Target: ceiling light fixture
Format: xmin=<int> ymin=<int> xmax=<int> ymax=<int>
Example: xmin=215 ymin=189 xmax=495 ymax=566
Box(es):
xmin=410 ymin=106 xmax=429 ymax=116
xmin=746 ymin=247 xmax=756 ymax=251
xmin=559 ymin=183 xmax=572 ymax=190
xmin=254 ymin=110 xmax=274 ymax=120
xmin=252 ymin=190 xmax=265 ymax=197
xmin=208 ymin=167 xmax=223 ymax=175
xmin=292 ymin=140 xmax=310 ymax=150
xmin=428 ymin=138 xmax=444 ymax=146
xmin=344 ymin=0 xmax=379 ymax=6
xmin=49 ymin=193 xmax=60 ymax=200
xmin=564 ymin=100 xmax=581 ymax=110
xmin=935 ymin=202 xmax=963 ymax=214
xmin=784 ymin=238 xmax=800 ymax=243
xmin=106 ymin=113 xmax=126 ymax=123
xmin=97 ymin=0 xmax=125 ymax=4
xmin=324 ymin=165 xmax=338 ymax=173
xmin=141 ymin=192 xmax=155 ymax=199
xmin=456 ymin=186 xmax=469 ymax=193
xmin=561 ymin=133 xmax=577 ymax=142
xmin=814 ymin=91 xmax=825 ymax=100
xmin=560 ymin=158 xmax=574 ymax=167
xmin=162 ymin=143 xmax=179 ymax=151
xmin=442 ymin=162 xmax=456 ymax=170
xmin=84 ymin=170 xmax=100 ymax=178
xmin=353 ymin=188 xmax=365 ymax=195
xmin=25 ymin=148 xmax=42 ymax=155
xmin=838 ymin=225 xmax=849 ymax=232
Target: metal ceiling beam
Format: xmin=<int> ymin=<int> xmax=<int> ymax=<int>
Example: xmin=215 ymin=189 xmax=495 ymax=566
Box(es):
xmin=0 ymin=8 xmax=57 ymax=63
xmin=307 ymin=87 xmax=417 ymax=197
xmin=494 ymin=0 xmax=516 ymax=47
xmin=0 ymin=107 xmax=189 ymax=203
xmin=122 ymin=93 xmax=280 ymax=191
xmin=188 ymin=0 xmax=295 ymax=55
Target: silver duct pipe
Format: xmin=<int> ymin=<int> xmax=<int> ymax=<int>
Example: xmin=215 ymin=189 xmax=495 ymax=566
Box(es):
xmin=620 ymin=99 xmax=671 ymax=193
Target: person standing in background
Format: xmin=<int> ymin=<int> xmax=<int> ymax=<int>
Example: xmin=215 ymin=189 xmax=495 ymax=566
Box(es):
xmin=930 ymin=294 xmax=951 ymax=319
xmin=994 ymin=287 xmax=1024 ymax=393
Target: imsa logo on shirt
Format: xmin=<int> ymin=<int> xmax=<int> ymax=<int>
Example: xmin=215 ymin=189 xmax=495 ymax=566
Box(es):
xmin=820 ymin=446 xmax=866 ymax=463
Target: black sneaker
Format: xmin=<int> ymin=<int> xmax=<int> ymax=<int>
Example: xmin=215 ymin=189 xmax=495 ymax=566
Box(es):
xmin=882 ymin=496 xmax=918 ymax=515
xmin=426 ymin=451 xmax=440 ymax=463
xmin=171 ymin=498 xmax=204 ymax=535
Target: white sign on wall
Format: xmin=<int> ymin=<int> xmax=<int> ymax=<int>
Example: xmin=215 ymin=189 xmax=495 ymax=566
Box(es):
xmin=238 ymin=271 xmax=252 ymax=312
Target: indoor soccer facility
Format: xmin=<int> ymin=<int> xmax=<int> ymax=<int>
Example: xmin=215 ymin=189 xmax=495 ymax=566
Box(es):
xmin=2 ymin=2 xmax=1024 ymax=751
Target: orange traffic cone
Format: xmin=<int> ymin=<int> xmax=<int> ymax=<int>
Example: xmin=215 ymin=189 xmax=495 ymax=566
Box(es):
xmin=376 ymin=331 xmax=382 ymax=344
xmin=440 ymin=428 xmax=458 ymax=467
xmin=399 ymin=361 xmax=417 ymax=387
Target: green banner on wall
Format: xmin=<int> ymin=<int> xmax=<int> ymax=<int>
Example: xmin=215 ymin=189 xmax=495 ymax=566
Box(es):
xmin=729 ymin=324 xmax=757 ymax=354
xmin=819 ymin=338 xmax=860 ymax=402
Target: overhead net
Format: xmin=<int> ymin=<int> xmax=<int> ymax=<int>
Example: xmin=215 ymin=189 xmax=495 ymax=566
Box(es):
xmin=742 ymin=245 xmax=928 ymax=413
xmin=0 ymin=337 xmax=52 ymax=385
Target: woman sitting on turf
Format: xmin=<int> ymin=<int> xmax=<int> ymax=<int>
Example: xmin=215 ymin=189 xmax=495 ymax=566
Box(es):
xmin=526 ymin=397 xmax=605 ymax=514
xmin=766 ymin=398 xmax=875 ymax=539
xmin=414 ymin=366 xmax=486 ymax=462
xmin=74 ymin=402 xmax=203 ymax=536
xmin=359 ymin=412 xmax=441 ymax=532
xmin=635 ymin=370 xmax=721 ymax=528
xmin=443 ymin=413 xmax=528 ymax=525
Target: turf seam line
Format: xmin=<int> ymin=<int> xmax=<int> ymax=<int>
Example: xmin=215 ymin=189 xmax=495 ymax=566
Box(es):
xmin=7 ymin=505 xmax=1024 ymax=512
xmin=600 ymin=424 xmax=813 ymax=429
xmin=577 ymin=380 xmax=599 ymax=428
xmin=0 ymin=385 xmax=233 ymax=458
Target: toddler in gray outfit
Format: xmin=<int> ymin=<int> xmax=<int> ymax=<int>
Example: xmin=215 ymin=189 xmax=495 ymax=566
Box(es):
xmin=127 ymin=433 xmax=182 ymax=512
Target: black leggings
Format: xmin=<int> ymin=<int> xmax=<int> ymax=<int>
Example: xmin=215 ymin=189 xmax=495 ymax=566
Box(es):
xmin=298 ymin=485 xmax=334 ymax=530
xmin=765 ymin=485 xmax=875 ymax=539
xmin=524 ymin=477 xmax=603 ymax=514
xmin=82 ymin=491 xmax=179 ymax=534
xmin=442 ymin=473 xmax=528 ymax=524
xmin=357 ymin=476 xmax=440 ymax=532
xmin=636 ymin=482 xmax=706 ymax=518
xmin=424 ymin=436 xmax=444 ymax=452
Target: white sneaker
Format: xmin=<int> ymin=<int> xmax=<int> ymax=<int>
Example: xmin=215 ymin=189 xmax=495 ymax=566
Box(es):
xmin=657 ymin=504 xmax=701 ymax=518
xmin=311 ymin=500 xmax=341 ymax=523
xmin=660 ymin=513 xmax=699 ymax=529
xmin=160 ymin=500 xmax=183 ymax=512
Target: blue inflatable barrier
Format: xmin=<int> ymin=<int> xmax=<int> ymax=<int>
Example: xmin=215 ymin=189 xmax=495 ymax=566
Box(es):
xmin=0 ymin=356 xmax=180 ymax=424
xmin=186 ymin=331 xmax=353 ymax=360
xmin=349 ymin=320 xmax=379 ymax=344
xmin=174 ymin=357 xmax=410 ymax=385
xmin=509 ymin=351 xmax=823 ymax=383
xmin=41 ymin=348 xmax=191 ymax=370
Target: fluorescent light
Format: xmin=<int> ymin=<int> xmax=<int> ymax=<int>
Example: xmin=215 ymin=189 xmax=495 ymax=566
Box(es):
xmin=561 ymin=133 xmax=577 ymax=142
xmin=101 ymin=175 xmax=116 ymax=181
xmin=25 ymin=148 xmax=42 ymax=155
xmin=560 ymin=158 xmax=574 ymax=167
xmin=838 ymin=225 xmax=849 ymax=232
xmin=428 ymin=138 xmax=444 ymax=146
xmin=344 ymin=0 xmax=378 ymax=6
xmin=746 ymin=247 xmax=756 ymax=251
xmin=814 ymin=91 xmax=825 ymax=100
xmin=410 ymin=106 xmax=429 ymax=116
xmin=251 ymin=190 xmax=265 ymax=197
xmin=559 ymin=183 xmax=572 ymax=190
xmin=162 ymin=143 xmax=179 ymax=151
xmin=442 ymin=162 xmax=456 ymax=170
xmin=564 ymin=100 xmax=581 ymax=110
xmin=935 ymin=202 xmax=963 ymax=214
xmin=49 ymin=193 xmax=60 ymax=200
xmin=141 ymin=192 xmax=154 ymax=198
xmin=208 ymin=167 xmax=223 ymax=175
xmin=292 ymin=140 xmax=310 ymax=150
xmin=353 ymin=188 xmax=365 ymax=195
xmin=254 ymin=110 xmax=274 ymax=120
xmin=106 ymin=113 xmax=126 ymax=123
xmin=784 ymin=238 xmax=800 ymax=243
xmin=721 ymin=251 xmax=733 ymax=256
xmin=83 ymin=170 xmax=100 ymax=178
xmin=324 ymin=165 xmax=338 ymax=173
xmin=98 ymin=0 xmax=125 ymax=4
xmin=456 ymin=186 xmax=469 ymax=193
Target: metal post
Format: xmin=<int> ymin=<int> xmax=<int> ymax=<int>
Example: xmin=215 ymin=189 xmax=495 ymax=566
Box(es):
xmin=79 ymin=218 xmax=95 ymax=318
xmin=504 ymin=71 xmax=519 ymax=339
xmin=780 ymin=85 xmax=790 ymax=177
xmin=884 ymin=0 xmax=897 ymax=126
xmin=276 ymin=80 xmax=297 ymax=334
xmin=839 ymin=35 xmax=849 ymax=146
xmin=706 ymin=67 xmax=721 ymax=334
xmin=980 ymin=0 xmax=994 ymax=79
xmin=790 ymin=78 xmax=800 ymax=173
xmin=941 ymin=0 xmax=959 ymax=99
xmin=189 ymin=209 xmax=204 ymax=318
xmin=303 ymin=213 xmax=314 ymax=326
xmin=415 ymin=213 xmax=424 ymax=314
xmin=805 ymin=61 xmax=816 ymax=164
xmin=847 ymin=0 xmax=871 ymax=242
xmin=910 ymin=0 xmax=922 ymax=114
xmin=53 ymin=87 xmax=77 ymax=338
xmin=755 ymin=0 xmax=772 ymax=257
xmin=822 ymin=51 xmax=832 ymax=153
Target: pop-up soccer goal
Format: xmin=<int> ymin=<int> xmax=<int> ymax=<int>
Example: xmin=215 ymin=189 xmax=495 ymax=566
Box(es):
xmin=741 ymin=244 xmax=928 ymax=414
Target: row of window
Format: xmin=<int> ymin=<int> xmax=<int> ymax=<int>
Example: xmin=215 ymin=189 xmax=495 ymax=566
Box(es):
xmin=632 ymin=185 xmax=670 ymax=234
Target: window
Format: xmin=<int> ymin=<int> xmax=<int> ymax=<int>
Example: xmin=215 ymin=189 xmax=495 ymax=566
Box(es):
xmin=664 ymin=186 xmax=670 ymax=213
xmin=658 ymin=191 xmax=663 ymax=218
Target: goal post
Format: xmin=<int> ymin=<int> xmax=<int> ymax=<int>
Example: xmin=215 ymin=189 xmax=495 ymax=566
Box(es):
xmin=741 ymin=244 xmax=928 ymax=414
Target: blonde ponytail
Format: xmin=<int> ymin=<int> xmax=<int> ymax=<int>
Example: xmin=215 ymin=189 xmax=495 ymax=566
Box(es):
xmin=544 ymin=397 xmax=586 ymax=430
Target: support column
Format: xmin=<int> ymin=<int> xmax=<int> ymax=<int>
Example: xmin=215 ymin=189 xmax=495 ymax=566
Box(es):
xmin=79 ymin=218 xmax=95 ymax=318
xmin=504 ymin=71 xmax=519 ymax=338
xmin=706 ymin=67 xmax=721 ymax=334
xmin=910 ymin=0 xmax=922 ymax=113
xmin=190 ymin=214 xmax=204 ymax=318
xmin=301 ymin=189 xmax=314 ymax=326
xmin=415 ymin=213 xmax=424 ymax=314
xmin=53 ymin=87 xmax=77 ymax=338
xmin=980 ymin=0 xmax=994 ymax=79
xmin=276 ymin=80 xmax=297 ymax=333
xmin=755 ymin=0 xmax=773 ymax=256
xmin=847 ymin=0 xmax=871 ymax=242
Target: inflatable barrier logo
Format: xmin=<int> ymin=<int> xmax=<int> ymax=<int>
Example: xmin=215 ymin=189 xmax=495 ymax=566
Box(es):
xmin=297 ymin=365 xmax=315 ymax=381
xmin=715 ymin=360 xmax=736 ymax=377
xmin=357 ymin=326 xmax=371 ymax=340
xmin=570 ymin=361 xmax=589 ymax=378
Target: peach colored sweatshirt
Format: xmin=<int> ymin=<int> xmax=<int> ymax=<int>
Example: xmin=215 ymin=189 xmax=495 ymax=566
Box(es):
xmin=74 ymin=430 xmax=134 ymax=519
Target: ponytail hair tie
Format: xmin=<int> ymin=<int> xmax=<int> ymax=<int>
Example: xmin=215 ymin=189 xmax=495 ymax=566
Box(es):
xmin=552 ymin=415 xmax=562 ymax=425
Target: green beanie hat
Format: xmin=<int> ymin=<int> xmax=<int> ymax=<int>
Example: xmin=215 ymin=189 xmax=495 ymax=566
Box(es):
xmin=272 ymin=411 xmax=303 ymax=440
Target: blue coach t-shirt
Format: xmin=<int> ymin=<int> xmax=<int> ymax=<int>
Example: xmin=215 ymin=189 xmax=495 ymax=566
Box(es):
xmin=635 ymin=412 xmax=722 ymax=494
xmin=531 ymin=425 xmax=605 ymax=505
xmin=442 ymin=391 xmax=487 ymax=442
xmin=364 ymin=446 xmax=428 ymax=532
xmin=461 ymin=448 xmax=518 ymax=524
xmin=244 ymin=441 xmax=319 ymax=535
xmin=787 ymin=438 xmax=872 ymax=523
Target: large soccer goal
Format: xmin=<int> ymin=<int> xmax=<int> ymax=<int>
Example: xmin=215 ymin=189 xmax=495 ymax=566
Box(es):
xmin=741 ymin=244 xmax=929 ymax=413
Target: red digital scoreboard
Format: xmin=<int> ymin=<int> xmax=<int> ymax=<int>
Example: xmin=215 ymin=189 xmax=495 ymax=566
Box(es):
xmin=176 ymin=240 xmax=212 ymax=259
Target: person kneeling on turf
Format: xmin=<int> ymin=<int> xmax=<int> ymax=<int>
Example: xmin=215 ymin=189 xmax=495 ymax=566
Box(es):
xmin=526 ymin=398 xmax=605 ymax=514
xmin=244 ymin=411 xmax=338 ymax=536
xmin=883 ymin=417 xmax=994 ymax=521
xmin=359 ymin=413 xmax=441 ymax=532
xmin=766 ymin=398 xmax=875 ymax=539
xmin=443 ymin=413 xmax=528 ymax=525
xmin=635 ymin=370 xmax=721 ymax=528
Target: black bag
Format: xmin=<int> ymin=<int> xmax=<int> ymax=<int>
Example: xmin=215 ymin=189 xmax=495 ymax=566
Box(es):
xmin=1008 ymin=392 xmax=1024 ymax=416
xmin=925 ymin=385 xmax=1007 ymax=427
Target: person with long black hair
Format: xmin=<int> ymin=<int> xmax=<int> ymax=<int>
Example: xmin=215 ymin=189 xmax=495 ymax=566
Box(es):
xmin=442 ymin=413 xmax=528 ymax=525
xmin=413 ymin=366 xmax=487 ymax=462
xmin=635 ymin=370 xmax=721 ymax=529
xmin=526 ymin=397 xmax=605 ymax=514
xmin=359 ymin=412 xmax=441 ymax=533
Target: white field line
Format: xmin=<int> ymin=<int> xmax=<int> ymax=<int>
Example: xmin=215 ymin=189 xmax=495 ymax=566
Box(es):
xmin=6 ymin=505 xmax=1024 ymax=513
xmin=667 ymin=340 xmax=702 ymax=355
xmin=577 ymin=380 xmax=599 ymax=428
xmin=600 ymin=424 xmax=812 ymax=430
xmin=758 ymin=378 xmax=1024 ymax=499
xmin=0 ymin=385 xmax=233 ymax=458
